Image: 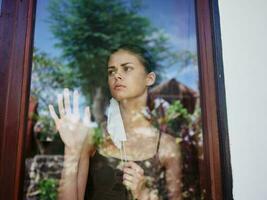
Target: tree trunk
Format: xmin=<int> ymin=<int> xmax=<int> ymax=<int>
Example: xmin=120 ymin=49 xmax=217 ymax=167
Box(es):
xmin=92 ymin=87 xmax=108 ymax=124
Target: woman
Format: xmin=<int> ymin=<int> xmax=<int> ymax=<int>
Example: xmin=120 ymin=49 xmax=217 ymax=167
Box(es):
xmin=49 ymin=45 xmax=182 ymax=200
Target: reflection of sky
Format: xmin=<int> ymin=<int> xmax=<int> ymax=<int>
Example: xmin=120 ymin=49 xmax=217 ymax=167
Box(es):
xmin=34 ymin=0 xmax=198 ymax=90
xmin=138 ymin=0 xmax=197 ymax=51
xmin=34 ymin=0 xmax=62 ymax=58
xmin=136 ymin=0 xmax=198 ymax=90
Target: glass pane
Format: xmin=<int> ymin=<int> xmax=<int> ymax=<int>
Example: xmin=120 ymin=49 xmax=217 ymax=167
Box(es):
xmin=24 ymin=0 xmax=204 ymax=199
xmin=0 ymin=0 xmax=2 ymax=15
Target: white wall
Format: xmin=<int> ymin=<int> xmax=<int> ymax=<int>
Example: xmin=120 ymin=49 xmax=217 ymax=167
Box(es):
xmin=218 ymin=0 xmax=267 ymax=199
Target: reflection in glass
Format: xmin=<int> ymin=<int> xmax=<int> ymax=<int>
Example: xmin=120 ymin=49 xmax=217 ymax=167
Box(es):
xmin=0 ymin=0 xmax=2 ymax=15
xmin=24 ymin=0 xmax=204 ymax=199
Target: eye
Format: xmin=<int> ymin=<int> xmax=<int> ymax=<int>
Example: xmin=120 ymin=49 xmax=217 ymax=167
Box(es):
xmin=123 ymin=66 xmax=132 ymax=72
xmin=108 ymin=70 xmax=115 ymax=76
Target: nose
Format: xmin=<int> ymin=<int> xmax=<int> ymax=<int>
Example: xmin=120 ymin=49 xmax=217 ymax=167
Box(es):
xmin=114 ymin=70 xmax=122 ymax=80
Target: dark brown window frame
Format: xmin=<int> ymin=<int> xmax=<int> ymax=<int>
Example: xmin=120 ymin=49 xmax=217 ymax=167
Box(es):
xmin=0 ymin=0 xmax=232 ymax=199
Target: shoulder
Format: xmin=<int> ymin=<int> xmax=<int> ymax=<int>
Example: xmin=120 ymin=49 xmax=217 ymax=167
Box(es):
xmin=158 ymin=133 xmax=181 ymax=166
xmin=159 ymin=133 xmax=179 ymax=152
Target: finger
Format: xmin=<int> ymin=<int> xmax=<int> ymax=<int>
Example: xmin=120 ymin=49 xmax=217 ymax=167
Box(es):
xmin=64 ymin=88 xmax=71 ymax=116
xmin=57 ymin=94 xmax=65 ymax=118
xmin=123 ymin=167 xmax=138 ymax=177
xmin=73 ymin=90 xmax=80 ymax=118
xmin=123 ymin=173 xmax=134 ymax=182
xmin=124 ymin=162 xmax=144 ymax=175
xmin=49 ymin=105 xmax=59 ymax=124
xmin=123 ymin=179 xmax=132 ymax=190
xmin=83 ymin=106 xmax=91 ymax=125
xmin=123 ymin=166 xmax=134 ymax=174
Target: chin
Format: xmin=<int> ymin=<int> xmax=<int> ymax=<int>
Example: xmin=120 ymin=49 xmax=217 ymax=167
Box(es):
xmin=111 ymin=90 xmax=146 ymax=102
xmin=111 ymin=94 xmax=137 ymax=103
xmin=111 ymin=93 xmax=127 ymax=101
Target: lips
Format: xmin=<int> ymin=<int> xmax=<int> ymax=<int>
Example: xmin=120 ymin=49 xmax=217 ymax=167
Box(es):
xmin=114 ymin=84 xmax=126 ymax=90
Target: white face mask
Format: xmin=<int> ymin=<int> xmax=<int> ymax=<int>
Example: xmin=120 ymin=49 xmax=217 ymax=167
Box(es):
xmin=106 ymin=98 xmax=127 ymax=150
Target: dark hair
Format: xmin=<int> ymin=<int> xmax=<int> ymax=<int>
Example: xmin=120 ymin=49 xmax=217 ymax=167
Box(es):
xmin=107 ymin=44 xmax=155 ymax=73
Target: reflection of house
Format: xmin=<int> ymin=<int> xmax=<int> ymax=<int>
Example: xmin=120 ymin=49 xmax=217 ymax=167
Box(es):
xmin=149 ymin=78 xmax=199 ymax=113
xmin=150 ymin=79 xmax=203 ymax=199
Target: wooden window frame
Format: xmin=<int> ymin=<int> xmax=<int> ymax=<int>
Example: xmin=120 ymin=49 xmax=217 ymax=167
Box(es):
xmin=0 ymin=0 xmax=233 ymax=199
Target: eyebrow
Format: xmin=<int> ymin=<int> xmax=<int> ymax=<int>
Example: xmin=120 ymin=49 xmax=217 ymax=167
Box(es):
xmin=108 ymin=62 xmax=133 ymax=69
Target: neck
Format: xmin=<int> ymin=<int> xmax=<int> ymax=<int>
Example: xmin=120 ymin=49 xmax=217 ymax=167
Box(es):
xmin=119 ymin=91 xmax=150 ymax=130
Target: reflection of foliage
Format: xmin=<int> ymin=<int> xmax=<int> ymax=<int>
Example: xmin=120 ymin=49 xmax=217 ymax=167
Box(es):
xmin=31 ymin=49 xmax=68 ymax=144
xmin=145 ymin=100 xmax=190 ymax=134
xmin=167 ymin=101 xmax=190 ymax=132
xmin=92 ymin=126 xmax=104 ymax=147
xmin=31 ymin=49 xmax=78 ymax=112
xmin=47 ymin=0 xmax=178 ymax=101
xmin=165 ymin=50 xmax=198 ymax=81
xmin=180 ymin=126 xmax=202 ymax=200
xmin=37 ymin=178 xmax=58 ymax=200
xmin=33 ymin=114 xmax=59 ymax=142
xmin=173 ymin=50 xmax=198 ymax=70
xmin=146 ymin=99 xmax=203 ymax=200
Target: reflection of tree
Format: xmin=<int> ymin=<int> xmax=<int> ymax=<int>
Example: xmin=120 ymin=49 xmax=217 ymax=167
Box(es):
xmin=47 ymin=0 xmax=178 ymax=122
xmin=30 ymin=49 xmax=66 ymax=153
xmin=175 ymin=50 xmax=198 ymax=73
xmin=31 ymin=49 xmax=65 ymax=114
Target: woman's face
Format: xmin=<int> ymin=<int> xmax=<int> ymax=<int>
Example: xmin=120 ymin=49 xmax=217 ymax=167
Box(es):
xmin=108 ymin=50 xmax=155 ymax=101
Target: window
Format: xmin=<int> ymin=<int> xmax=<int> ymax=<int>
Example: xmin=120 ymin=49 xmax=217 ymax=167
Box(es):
xmin=0 ymin=0 xmax=232 ymax=199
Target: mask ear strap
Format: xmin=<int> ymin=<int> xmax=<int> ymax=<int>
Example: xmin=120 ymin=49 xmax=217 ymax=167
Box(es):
xmin=122 ymin=141 xmax=127 ymax=162
xmin=120 ymin=141 xmax=128 ymax=165
xmin=120 ymin=142 xmax=124 ymax=165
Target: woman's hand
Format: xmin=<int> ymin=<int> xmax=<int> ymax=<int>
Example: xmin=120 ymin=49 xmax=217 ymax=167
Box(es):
xmin=49 ymin=88 xmax=96 ymax=154
xmin=123 ymin=162 xmax=148 ymax=200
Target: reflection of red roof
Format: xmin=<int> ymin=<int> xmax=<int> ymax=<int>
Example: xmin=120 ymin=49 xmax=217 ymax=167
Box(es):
xmin=149 ymin=78 xmax=198 ymax=113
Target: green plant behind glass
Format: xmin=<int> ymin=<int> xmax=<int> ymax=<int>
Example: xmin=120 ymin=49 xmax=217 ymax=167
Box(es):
xmin=166 ymin=100 xmax=190 ymax=132
xmin=38 ymin=178 xmax=58 ymax=200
